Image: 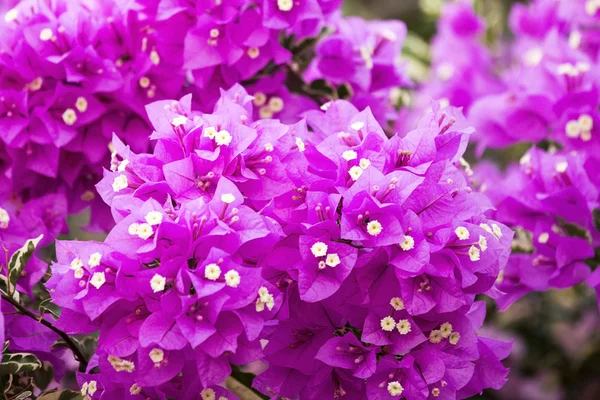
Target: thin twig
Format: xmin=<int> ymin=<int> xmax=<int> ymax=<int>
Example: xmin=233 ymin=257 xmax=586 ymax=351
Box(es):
xmin=1 ymin=293 xmax=88 ymax=371
xmin=225 ymin=376 xmax=263 ymax=400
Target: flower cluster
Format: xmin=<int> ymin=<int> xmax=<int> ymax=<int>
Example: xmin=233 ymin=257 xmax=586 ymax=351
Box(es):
xmin=45 ymin=83 xmax=513 ymax=398
xmin=0 ymin=0 xmax=188 ymax=232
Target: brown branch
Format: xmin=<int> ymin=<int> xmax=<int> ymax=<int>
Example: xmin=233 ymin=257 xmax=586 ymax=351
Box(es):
xmin=1 ymin=292 xmax=88 ymax=371
xmin=225 ymin=376 xmax=263 ymax=400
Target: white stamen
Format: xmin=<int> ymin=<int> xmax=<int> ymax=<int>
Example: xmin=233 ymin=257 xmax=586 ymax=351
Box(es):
xmin=538 ymin=232 xmax=549 ymax=244
xmin=578 ymin=114 xmax=594 ymax=131
xmin=277 ymin=0 xmax=293 ymax=11
xmin=555 ymin=161 xmax=568 ymax=173
xmin=247 ymin=47 xmax=260 ymax=59
xmin=39 ymin=28 xmax=53 ymax=41
xmin=350 ymin=121 xmax=364 ymax=131
xmin=221 ymin=193 xmax=236 ymax=204
xmin=478 ymin=235 xmax=488 ymax=252
xmin=172 ymin=115 xmax=188 ymax=127
xmin=296 ymin=137 xmax=306 ymax=152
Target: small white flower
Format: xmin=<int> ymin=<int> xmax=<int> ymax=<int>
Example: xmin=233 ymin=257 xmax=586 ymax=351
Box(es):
xmin=4 ymin=8 xmax=18 ymax=23
xmin=538 ymin=232 xmax=550 ymax=244
xmin=150 ymin=274 xmax=166 ymax=293
xmin=225 ymin=270 xmax=241 ymax=288
xmin=74 ymin=267 xmax=84 ymax=279
xmin=449 ymin=332 xmax=461 ymax=345
xmin=310 ymin=242 xmax=328 ymax=257
xmin=579 ymin=114 xmax=594 ymax=131
xmin=468 ymin=245 xmax=481 ymax=262
xmin=359 ymin=158 xmax=371 ymax=169
xmin=478 ymin=235 xmax=488 ymax=252
xmin=295 ymin=137 xmax=306 ymax=152
xmin=62 ymin=108 xmax=77 ymax=126
xmin=524 ymin=47 xmax=543 ymax=66
xmin=88 ymin=252 xmax=102 ymax=267
xmin=39 ymin=28 xmax=53 ymax=41
xmin=277 ymin=0 xmax=293 ymax=11
xmin=325 ymin=253 xmax=341 ymax=267
xmin=253 ymin=92 xmax=267 ymax=106
xmin=387 ymin=381 xmax=404 ymax=396
xmin=268 ymin=97 xmax=284 ymax=112
xmin=342 ymin=150 xmax=358 ymax=161
xmin=247 ymin=47 xmax=260 ymax=59
xmin=145 ymin=211 xmax=163 ymax=226
xmin=367 ymin=220 xmax=383 ymax=236
xmin=150 ymin=50 xmax=161 ymax=65
xmin=112 ymin=174 xmax=128 ymax=192
xmin=455 ymin=226 xmax=470 ymax=240
xmin=75 ymin=97 xmax=88 ymax=113
xmin=171 ymin=115 xmax=188 ymax=127
xmin=128 ymin=223 xmax=140 ymax=235
xmin=137 ymin=223 xmax=154 ymax=240
xmin=71 ymin=258 xmax=83 ymax=269
xmin=87 ymin=381 xmax=98 ymax=396
xmin=350 ymin=121 xmax=364 ymax=131
xmin=491 ymin=223 xmax=503 ymax=238
xmin=149 ymin=348 xmax=164 ymax=363
xmin=130 ymin=384 xmax=142 ymax=395
xmin=429 ymin=329 xmax=443 ymax=344
xmin=204 ymin=263 xmax=221 ymax=281
xmin=203 ymin=126 xmax=217 ymax=139
xmin=586 ymin=0 xmax=599 ymax=16
xmin=400 ymin=235 xmax=415 ymax=251
xmin=436 ymin=62 xmax=454 ymax=81
xmin=380 ymin=316 xmax=396 ymax=332
xmin=440 ymin=322 xmax=453 ymax=338
xmin=90 ymin=272 xmax=106 ymax=289
xmin=117 ymin=159 xmax=129 ymax=172
xmin=555 ymin=161 xmax=568 ymax=173
xmin=221 ymin=193 xmax=235 ymax=204
xmin=139 ymin=76 xmax=150 ymax=88
xmin=396 ymin=319 xmax=412 ymax=335
xmin=569 ymin=31 xmax=582 ymax=49
xmin=565 ymin=120 xmax=581 ymax=138
xmin=201 ymin=388 xmax=216 ymax=400
xmin=348 ymin=166 xmax=364 ymax=181
xmin=0 ymin=207 xmax=9 ymax=229
xmin=390 ymin=297 xmax=405 ymax=311
xmin=215 ymin=130 xmax=233 ymax=146
xmin=479 ymin=223 xmax=492 ymax=234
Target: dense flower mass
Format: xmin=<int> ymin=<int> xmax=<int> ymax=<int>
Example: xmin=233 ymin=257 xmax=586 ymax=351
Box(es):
xmin=41 ymin=84 xmax=513 ymax=399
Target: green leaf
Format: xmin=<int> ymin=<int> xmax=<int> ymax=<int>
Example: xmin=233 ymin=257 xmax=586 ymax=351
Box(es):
xmin=39 ymin=298 xmax=61 ymax=320
xmin=7 ymin=234 xmax=44 ymax=296
xmin=0 ymin=352 xmax=42 ymax=376
xmin=15 ymin=391 xmax=33 ymax=400
xmin=337 ymin=83 xmax=354 ymax=100
xmin=32 ymin=361 xmax=55 ymax=391
xmin=37 ymin=389 xmax=83 ymax=400
xmin=593 ymin=209 xmax=600 ymax=233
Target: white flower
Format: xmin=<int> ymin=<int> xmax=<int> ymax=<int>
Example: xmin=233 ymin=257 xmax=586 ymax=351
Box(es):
xmin=75 ymin=97 xmax=88 ymax=113
xmin=88 ymin=252 xmax=102 ymax=267
xmin=171 ymin=115 xmax=188 ymax=127
xmin=145 ymin=211 xmax=163 ymax=226
xmin=204 ymin=263 xmax=221 ymax=281
xmin=555 ymin=161 xmax=568 ymax=173
xmin=150 ymin=274 xmax=166 ymax=293
xmin=137 ymin=223 xmax=154 ymax=240
xmin=449 ymin=332 xmax=461 ymax=345
xmin=342 ymin=150 xmax=358 ymax=161
xmin=128 ymin=223 xmax=140 ymax=235
xmin=359 ymin=158 xmax=371 ymax=169
xmin=39 ymin=28 xmax=53 ymax=41
xmin=468 ymin=245 xmax=481 ymax=262
xmin=256 ymin=287 xmax=274 ymax=312
xmin=108 ymin=355 xmax=135 ymax=372
xmin=277 ymin=0 xmax=293 ymax=11
xmin=71 ymin=258 xmax=83 ymax=269
xmin=203 ymin=126 xmax=217 ymax=139
xmin=221 ymin=193 xmax=236 ymax=204
xmin=390 ymin=297 xmax=404 ymax=311
xmin=215 ymin=130 xmax=232 ymax=146
xmin=117 ymin=159 xmax=129 ymax=172
xmin=491 ymin=223 xmax=503 ymax=238
xmin=4 ymin=8 xmax=18 ymax=23
xmin=436 ymin=62 xmax=454 ymax=81
xmin=295 ymin=137 xmax=306 ymax=152
xmin=268 ymin=97 xmax=284 ymax=112
xmin=429 ymin=329 xmax=443 ymax=344
xmin=310 ymin=242 xmax=328 ymax=257
xmin=440 ymin=322 xmax=453 ymax=338
xmin=62 ymin=108 xmax=77 ymax=126
xmin=350 ymin=121 xmax=364 ymax=131
xmin=0 ymin=207 xmax=9 ymax=229
xmin=112 ymin=174 xmax=128 ymax=192
xmin=130 ymin=384 xmax=142 ymax=395
xmin=396 ymin=319 xmax=412 ymax=335
xmin=538 ymin=232 xmax=549 ymax=244
xmin=325 ymin=253 xmax=341 ymax=267
xmin=150 ymin=50 xmax=161 ymax=65
xmin=367 ymin=220 xmax=383 ymax=236
xmin=139 ymin=76 xmax=150 ymax=88
xmin=348 ymin=166 xmax=364 ymax=181
xmin=90 ymin=272 xmax=106 ymax=289
xmin=149 ymin=348 xmax=164 ymax=363
xmin=225 ymin=270 xmax=241 ymax=288
xmin=400 ymin=235 xmax=414 ymax=251
xmin=247 ymin=47 xmax=260 ymax=59
xmin=478 ymin=235 xmax=488 ymax=252
xmin=87 ymin=381 xmax=98 ymax=396
xmin=253 ymin=92 xmax=267 ymax=106
xmin=524 ymin=47 xmax=542 ymax=67
xmin=380 ymin=316 xmax=396 ymax=332
xmin=74 ymin=267 xmax=84 ymax=279
xmin=387 ymin=381 xmax=404 ymax=396
xmin=454 ymin=226 xmax=470 ymax=240
xmin=201 ymin=388 xmax=216 ymax=400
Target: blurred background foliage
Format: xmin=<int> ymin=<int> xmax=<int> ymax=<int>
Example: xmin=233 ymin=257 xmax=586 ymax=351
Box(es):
xmin=338 ymin=1 xmax=600 ymax=400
